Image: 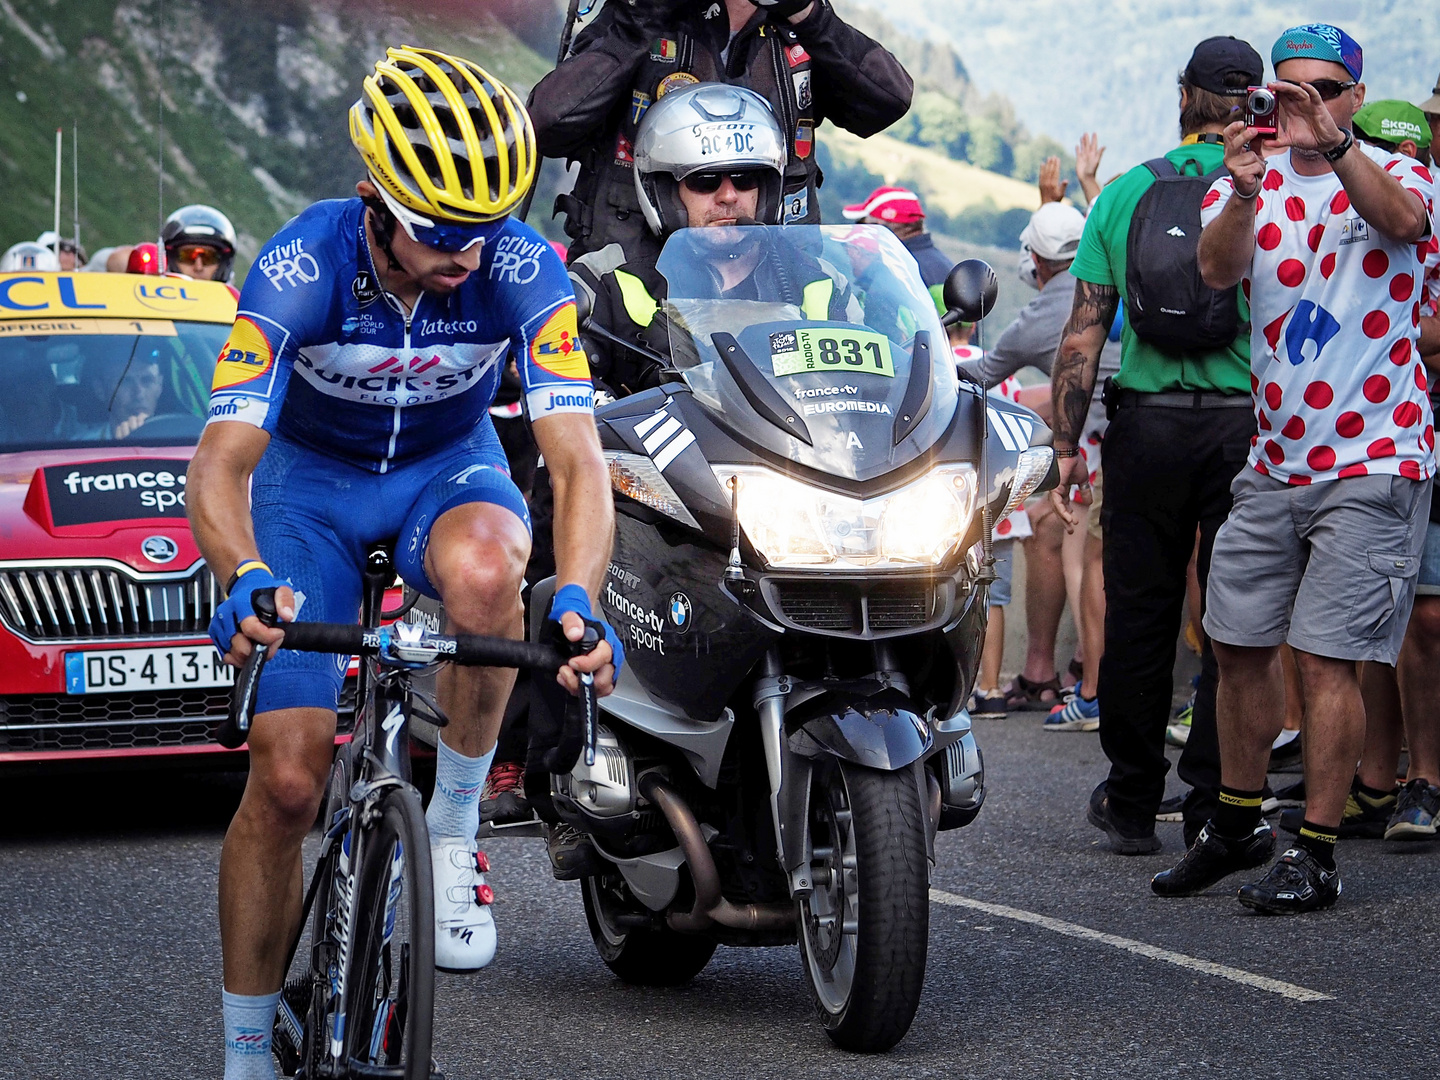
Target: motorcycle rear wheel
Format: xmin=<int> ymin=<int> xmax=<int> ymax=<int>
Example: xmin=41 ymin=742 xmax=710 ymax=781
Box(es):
xmin=582 ymin=872 xmax=717 ymax=986
xmin=798 ymin=759 xmax=929 ymax=1053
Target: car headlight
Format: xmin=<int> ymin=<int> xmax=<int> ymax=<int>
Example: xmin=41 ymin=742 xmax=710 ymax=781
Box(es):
xmin=605 ymin=451 xmax=701 ymax=529
xmin=713 ymin=464 xmax=977 ymax=570
xmin=995 ymin=446 xmax=1055 ymax=522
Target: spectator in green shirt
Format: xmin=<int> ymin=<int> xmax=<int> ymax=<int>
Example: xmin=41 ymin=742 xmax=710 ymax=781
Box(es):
xmin=1048 ymin=35 xmax=1263 ymax=857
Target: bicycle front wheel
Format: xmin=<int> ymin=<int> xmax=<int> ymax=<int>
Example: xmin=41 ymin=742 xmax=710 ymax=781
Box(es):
xmin=344 ymin=785 xmax=435 ymax=1079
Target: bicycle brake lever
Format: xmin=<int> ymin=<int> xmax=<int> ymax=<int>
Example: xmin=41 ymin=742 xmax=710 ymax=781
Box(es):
xmin=570 ymin=622 xmax=602 ymax=767
xmin=219 ymin=645 xmax=267 ymax=749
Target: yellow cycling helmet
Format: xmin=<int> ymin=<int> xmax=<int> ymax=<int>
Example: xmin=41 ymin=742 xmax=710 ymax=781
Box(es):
xmin=350 ymin=46 xmax=536 ymax=224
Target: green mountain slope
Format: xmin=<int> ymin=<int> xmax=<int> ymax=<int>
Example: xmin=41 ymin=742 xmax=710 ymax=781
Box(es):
xmin=0 ymin=0 xmax=551 ymax=277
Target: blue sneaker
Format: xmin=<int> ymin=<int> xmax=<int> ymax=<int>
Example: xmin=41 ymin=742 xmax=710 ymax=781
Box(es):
xmin=1385 ymin=778 xmax=1440 ymax=841
xmin=1044 ymin=691 xmax=1099 ymax=731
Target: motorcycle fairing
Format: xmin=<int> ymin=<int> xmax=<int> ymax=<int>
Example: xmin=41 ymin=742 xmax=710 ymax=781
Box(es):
xmin=783 ymin=684 xmax=935 ymax=770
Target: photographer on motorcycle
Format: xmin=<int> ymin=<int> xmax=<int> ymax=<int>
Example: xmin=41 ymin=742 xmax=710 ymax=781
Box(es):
xmin=530 ymin=0 xmax=912 ymax=261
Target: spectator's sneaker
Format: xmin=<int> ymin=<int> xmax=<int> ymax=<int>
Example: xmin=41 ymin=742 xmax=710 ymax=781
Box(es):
xmin=1272 ymin=778 xmax=1306 ymax=808
xmin=546 ymin=822 xmax=605 ymax=881
xmin=480 ymin=760 xmax=532 ymax=825
xmin=1151 ymin=821 xmax=1275 ymax=896
xmin=1155 ymin=794 xmax=1185 ymax=823
xmin=1236 ymin=848 xmax=1341 ymax=914
xmin=1278 ymin=781 xmax=1396 ymax=839
xmin=1260 ymin=784 xmax=1280 ymax=815
xmin=1086 ymin=784 xmax=1162 ymax=855
xmin=968 ymin=689 xmax=1008 ymax=720
xmin=1384 ymin=778 xmax=1440 ymax=841
xmin=1165 ymin=705 xmax=1192 ymax=748
xmin=1044 ymin=691 xmax=1099 ymax=731
xmin=1268 ymin=729 xmax=1303 ymax=774
xmin=431 ymin=839 xmax=496 ymax=971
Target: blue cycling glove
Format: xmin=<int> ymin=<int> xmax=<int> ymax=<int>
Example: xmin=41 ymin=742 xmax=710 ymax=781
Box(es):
xmin=549 ymin=583 xmax=625 ymax=678
xmin=210 ymin=562 xmax=289 ymax=657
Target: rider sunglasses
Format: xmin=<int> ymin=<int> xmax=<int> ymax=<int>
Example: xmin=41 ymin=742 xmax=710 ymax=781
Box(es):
xmin=174 ymin=244 xmax=221 ymax=266
xmin=682 ymin=171 xmax=764 ymax=195
xmin=371 ymin=179 xmax=509 ymax=253
xmin=1280 ymin=78 xmax=1357 ymax=101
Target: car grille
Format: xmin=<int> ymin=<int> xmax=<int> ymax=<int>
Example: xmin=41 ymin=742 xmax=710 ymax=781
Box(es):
xmin=0 ymin=680 xmax=357 ymax=754
xmin=0 ymin=561 xmax=218 ymax=643
xmin=768 ymin=579 xmax=940 ymax=635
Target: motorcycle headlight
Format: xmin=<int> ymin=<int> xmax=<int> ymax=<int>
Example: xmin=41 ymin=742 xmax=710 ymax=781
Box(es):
xmin=605 ymin=451 xmax=701 ymax=530
xmin=995 ymin=446 xmax=1055 ymax=523
xmin=713 ymin=464 xmax=977 ymax=570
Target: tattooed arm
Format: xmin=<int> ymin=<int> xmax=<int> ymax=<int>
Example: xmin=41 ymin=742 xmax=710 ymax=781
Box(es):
xmin=1048 ymin=278 xmax=1118 ymax=529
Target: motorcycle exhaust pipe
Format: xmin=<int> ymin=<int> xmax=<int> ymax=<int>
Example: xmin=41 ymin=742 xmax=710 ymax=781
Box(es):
xmin=638 ymin=774 xmax=793 ymax=933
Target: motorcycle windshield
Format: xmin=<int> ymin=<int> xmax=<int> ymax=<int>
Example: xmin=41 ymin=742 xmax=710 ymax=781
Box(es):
xmin=655 ymin=225 xmax=958 ymax=482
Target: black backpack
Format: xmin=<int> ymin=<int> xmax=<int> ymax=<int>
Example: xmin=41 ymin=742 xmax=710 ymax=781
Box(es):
xmin=1125 ymin=156 xmax=1241 ymax=352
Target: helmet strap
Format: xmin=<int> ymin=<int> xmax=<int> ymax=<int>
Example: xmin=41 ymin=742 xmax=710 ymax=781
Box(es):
xmin=360 ymin=195 xmax=404 ymax=275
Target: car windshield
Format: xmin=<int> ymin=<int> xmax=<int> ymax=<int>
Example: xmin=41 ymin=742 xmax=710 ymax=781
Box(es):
xmin=654 ymin=224 xmax=958 ymax=480
xmin=0 ymin=319 xmax=226 ymax=451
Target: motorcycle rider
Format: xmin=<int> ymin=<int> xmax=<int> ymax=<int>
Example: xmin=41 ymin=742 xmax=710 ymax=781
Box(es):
xmin=186 ymin=47 xmax=620 ymax=1080
xmin=162 ymin=204 xmax=238 ymax=283
xmin=510 ymin=83 xmax=852 ymax=875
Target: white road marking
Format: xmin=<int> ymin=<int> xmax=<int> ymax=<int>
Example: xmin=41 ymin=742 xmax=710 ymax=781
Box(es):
xmin=930 ymin=889 xmax=1334 ymax=1002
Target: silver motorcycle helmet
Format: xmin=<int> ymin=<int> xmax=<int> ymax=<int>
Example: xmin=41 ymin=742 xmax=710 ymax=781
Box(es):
xmin=633 ymin=83 xmax=787 ymax=236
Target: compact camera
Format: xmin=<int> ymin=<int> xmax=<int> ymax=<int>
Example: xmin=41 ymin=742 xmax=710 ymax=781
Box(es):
xmin=1245 ymin=86 xmax=1277 ymax=138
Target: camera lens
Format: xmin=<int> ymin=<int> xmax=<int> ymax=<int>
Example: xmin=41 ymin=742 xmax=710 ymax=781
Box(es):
xmin=1248 ymin=88 xmax=1276 ymax=116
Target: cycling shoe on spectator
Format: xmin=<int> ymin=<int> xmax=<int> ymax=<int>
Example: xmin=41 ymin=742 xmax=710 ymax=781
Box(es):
xmin=432 ymin=839 xmax=496 ymax=972
xmin=1236 ymin=848 xmax=1341 ymax=915
xmin=1151 ymin=821 xmax=1275 ymax=896
xmin=1384 ymin=778 xmax=1440 ymax=841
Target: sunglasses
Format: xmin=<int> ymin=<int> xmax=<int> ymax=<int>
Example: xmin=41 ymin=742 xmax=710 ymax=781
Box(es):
xmin=371 ymin=179 xmax=508 ymax=253
xmin=1280 ymin=78 xmax=1357 ymax=101
xmin=681 ymin=171 xmax=764 ymax=194
xmin=174 ymin=244 xmax=221 ymax=266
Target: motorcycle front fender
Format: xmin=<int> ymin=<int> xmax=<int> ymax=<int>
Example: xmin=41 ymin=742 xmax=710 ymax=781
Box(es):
xmin=785 ymin=687 xmax=934 ymax=771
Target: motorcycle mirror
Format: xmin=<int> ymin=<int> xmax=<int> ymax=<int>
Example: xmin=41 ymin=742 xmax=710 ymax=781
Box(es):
xmin=942 ymin=259 xmax=998 ymax=326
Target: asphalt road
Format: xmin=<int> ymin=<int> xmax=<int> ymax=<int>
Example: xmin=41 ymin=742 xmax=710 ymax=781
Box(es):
xmin=2 ymin=719 xmax=1437 ymax=1080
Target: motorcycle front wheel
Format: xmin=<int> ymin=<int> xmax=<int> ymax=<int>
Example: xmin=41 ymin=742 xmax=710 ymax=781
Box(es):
xmin=798 ymin=758 xmax=929 ymax=1053
xmin=582 ymin=872 xmax=717 ymax=986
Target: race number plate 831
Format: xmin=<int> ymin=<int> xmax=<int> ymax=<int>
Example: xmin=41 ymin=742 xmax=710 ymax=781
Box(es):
xmin=64 ymin=646 xmax=235 ymax=694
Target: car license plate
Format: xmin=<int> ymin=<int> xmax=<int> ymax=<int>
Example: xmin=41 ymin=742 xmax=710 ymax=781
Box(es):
xmin=64 ymin=646 xmax=234 ymax=694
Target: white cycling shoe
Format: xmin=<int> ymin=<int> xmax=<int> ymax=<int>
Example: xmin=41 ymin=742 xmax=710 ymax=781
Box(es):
xmin=431 ymin=837 xmax=497 ymax=972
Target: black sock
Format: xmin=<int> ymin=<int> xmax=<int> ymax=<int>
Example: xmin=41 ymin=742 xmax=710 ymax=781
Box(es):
xmin=1296 ymin=820 xmax=1338 ymax=870
xmin=1355 ymin=779 xmax=1395 ymax=802
xmin=1213 ymin=785 xmax=1264 ymax=839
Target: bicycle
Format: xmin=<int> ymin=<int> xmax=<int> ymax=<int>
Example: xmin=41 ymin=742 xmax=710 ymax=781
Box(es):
xmin=219 ymin=544 xmax=595 ymax=1079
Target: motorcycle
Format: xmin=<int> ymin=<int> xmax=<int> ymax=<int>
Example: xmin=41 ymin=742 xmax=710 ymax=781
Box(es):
xmin=526 ymin=224 xmax=1057 ymax=1052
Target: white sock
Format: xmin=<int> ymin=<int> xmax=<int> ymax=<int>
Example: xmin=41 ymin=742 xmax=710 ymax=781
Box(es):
xmin=1272 ymin=727 xmax=1300 ymax=751
xmin=427 ymin=738 xmax=494 ymax=841
xmin=223 ymin=989 xmax=280 ymax=1080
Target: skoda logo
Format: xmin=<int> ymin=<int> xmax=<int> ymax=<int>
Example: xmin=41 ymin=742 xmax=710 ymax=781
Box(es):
xmin=141 ymin=535 xmax=179 ymax=564
xmin=668 ymin=592 xmax=692 ymax=633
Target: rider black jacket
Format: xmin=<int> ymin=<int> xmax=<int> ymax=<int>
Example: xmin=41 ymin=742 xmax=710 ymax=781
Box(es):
xmin=531 ymin=0 xmax=913 ymax=261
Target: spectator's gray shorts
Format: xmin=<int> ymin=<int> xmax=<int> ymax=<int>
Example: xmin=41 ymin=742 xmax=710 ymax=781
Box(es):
xmin=1204 ymin=470 xmax=1432 ymax=665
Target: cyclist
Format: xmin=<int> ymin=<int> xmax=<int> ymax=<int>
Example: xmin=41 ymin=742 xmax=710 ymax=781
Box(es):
xmin=187 ymin=47 xmax=621 ymax=1080
xmin=162 ymin=204 xmax=238 ymax=282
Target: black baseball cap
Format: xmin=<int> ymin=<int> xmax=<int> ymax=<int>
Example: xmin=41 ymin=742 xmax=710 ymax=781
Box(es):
xmin=1185 ymin=36 xmax=1264 ymax=95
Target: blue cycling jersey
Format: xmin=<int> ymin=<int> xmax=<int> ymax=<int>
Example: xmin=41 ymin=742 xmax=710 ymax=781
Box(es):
xmin=206 ymin=198 xmax=593 ymax=472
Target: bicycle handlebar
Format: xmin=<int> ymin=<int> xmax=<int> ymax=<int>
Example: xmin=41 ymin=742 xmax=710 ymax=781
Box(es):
xmin=217 ymin=589 xmax=597 ymax=750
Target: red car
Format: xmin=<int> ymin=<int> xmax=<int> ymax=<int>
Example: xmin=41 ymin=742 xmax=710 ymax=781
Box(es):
xmin=0 ymin=271 xmax=352 ymax=767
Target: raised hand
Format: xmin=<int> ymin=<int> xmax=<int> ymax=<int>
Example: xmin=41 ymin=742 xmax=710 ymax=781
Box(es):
xmin=1271 ymin=80 xmax=1345 ymax=154
xmin=1075 ymin=133 xmax=1106 ymax=203
xmin=1038 ymin=156 xmax=1069 ymax=204
xmin=1221 ymin=119 xmax=1267 ymax=196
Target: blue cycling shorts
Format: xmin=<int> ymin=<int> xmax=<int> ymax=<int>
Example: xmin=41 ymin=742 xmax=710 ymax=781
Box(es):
xmin=251 ymin=420 xmax=530 ymax=714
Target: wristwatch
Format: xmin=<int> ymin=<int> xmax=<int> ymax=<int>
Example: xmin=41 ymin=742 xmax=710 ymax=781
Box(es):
xmin=1322 ymin=128 xmax=1353 ymax=164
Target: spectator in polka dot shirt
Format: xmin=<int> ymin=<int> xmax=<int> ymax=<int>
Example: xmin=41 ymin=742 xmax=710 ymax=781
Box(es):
xmin=1162 ymin=23 xmax=1437 ymax=914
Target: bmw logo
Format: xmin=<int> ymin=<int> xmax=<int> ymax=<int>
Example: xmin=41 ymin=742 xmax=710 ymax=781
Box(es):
xmin=141 ymin=535 xmax=179 ymax=564
xmin=668 ymin=592 xmax=692 ymax=633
